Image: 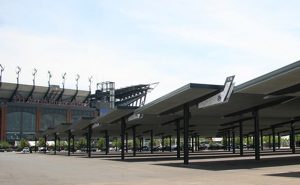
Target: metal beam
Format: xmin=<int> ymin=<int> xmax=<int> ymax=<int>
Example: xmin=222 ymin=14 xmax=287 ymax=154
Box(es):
xmin=161 ymin=117 xmax=183 ymax=126
xmin=26 ymin=85 xmax=36 ymax=102
xmin=160 ymin=90 xmax=220 ymax=116
xmin=225 ymin=96 xmax=294 ymax=118
xmin=269 ymin=82 xmax=300 ymax=96
xmin=9 ymin=83 xmax=20 ymax=102
xmin=221 ymin=117 xmax=253 ymax=126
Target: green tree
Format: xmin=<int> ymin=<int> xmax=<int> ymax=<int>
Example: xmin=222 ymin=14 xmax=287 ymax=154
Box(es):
xmin=76 ymin=137 xmax=86 ymax=150
xmin=96 ymin=138 xmax=105 ymax=150
xmin=59 ymin=141 xmax=68 ymax=150
xmin=0 ymin=141 xmax=11 ymax=149
xmin=19 ymin=138 xmax=30 ymax=148
xmin=112 ymin=138 xmax=121 ymax=150
xmin=38 ymin=138 xmax=46 ymax=147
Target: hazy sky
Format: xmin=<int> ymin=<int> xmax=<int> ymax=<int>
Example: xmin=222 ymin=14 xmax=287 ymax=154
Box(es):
xmin=1 ymin=0 xmax=300 ymax=102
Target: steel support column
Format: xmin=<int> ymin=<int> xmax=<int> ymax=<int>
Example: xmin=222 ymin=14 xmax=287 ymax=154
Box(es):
xmin=191 ymin=135 xmax=195 ymax=153
xmin=132 ymin=126 xmax=136 ymax=157
xmin=272 ymin=127 xmax=276 ymax=152
xmin=150 ymin=130 xmax=154 ymax=154
xmin=239 ymin=121 xmax=243 ymax=156
xmin=169 ymin=136 xmax=172 ymax=152
xmin=268 ymin=134 xmax=271 ymax=149
xmin=176 ymin=120 xmax=180 ymax=158
xmin=246 ymin=135 xmax=249 ymax=150
xmin=54 ymin=133 xmax=57 ymax=155
xmin=34 ymin=137 xmax=37 ymax=153
xmin=121 ymin=117 xmax=126 ymax=160
xmin=291 ymin=122 xmax=296 ymax=154
xmin=278 ymin=133 xmax=281 ymax=149
xmin=68 ymin=130 xmax=71 ymax=156
xmin=58 ymin=137 xmax=60 ymax=152
xmin=253 ymin=110 xmax=260 ymax=160
xmin=232 ymin=129 xmax=236 ymax=154
xmin=227 ymin=131 xmax=231 ymax=151
xmin=140 ymin=137 xmax=143 ymax=152
xmin=224 ymin=133 xmax=227 ymax=151
xmin=105 ymin=131 xmax=109 ymax=155
xmin=72 ymin=135 xmax=75 ymax=154
xmin=260 ymin=130 xmax=264 ymax=151
xmin=87 ymin=125 xmax=92 ymax=158
xmin=126 ymin=132 xmax=128 ymax=153
xmin=44 ymin=136 xmax=47 ymax=154
xmin=161 ymin=136 xmax=164 ymax=152
xmin=183 ymin=103 xmax=189 ymax=165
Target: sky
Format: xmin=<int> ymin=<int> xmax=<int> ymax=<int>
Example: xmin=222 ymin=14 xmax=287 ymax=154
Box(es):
xmin=0 ymin=0 xmax=300 ymax=102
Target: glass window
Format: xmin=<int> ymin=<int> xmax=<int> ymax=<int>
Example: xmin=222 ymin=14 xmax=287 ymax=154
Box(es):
xmin=41 ymin=108 xmax=66 ymax=131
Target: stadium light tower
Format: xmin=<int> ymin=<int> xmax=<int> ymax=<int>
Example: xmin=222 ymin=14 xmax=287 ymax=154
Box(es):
xmin=16 ymin=66 xmax=21 ymax=84
xmin=75 ymin=74 xmax=80 ymax=90
xmin=62 ymin=72 xmax=66 ymax=88
xmin=88 ymin=76 xmax=93 ymax=92
xmin=32 ymin=68 xmax=37 ymax=85
xmin=0 ymin=64 xmax=4 ymax=83
xmin=48 ymin=71 xmax=52 ymax=86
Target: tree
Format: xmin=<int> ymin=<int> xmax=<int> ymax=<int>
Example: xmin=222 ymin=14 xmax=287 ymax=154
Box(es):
xmin=112 ymin=138 xmax=121 ymax=150
xmin=59 ymin=141 xmax=68 ymax=150
xmin=0 ymin=141 xmax=11 ymax=149
xmin=19 ymin=138 xmax=30 ymax=148
xmin=96 ymin=138 xmax=105 ymax=150
xmin=76 ymin=137 xmax=86 ymax=150
xmin=38 ymin=138 xmax=46 ymax=147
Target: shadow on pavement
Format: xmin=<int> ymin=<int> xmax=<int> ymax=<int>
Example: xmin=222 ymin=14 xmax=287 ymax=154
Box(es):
xmin=155 ymin=155 xmax=300 ymax=171
xmin=265 ymin=171 xmax=300 ymax=178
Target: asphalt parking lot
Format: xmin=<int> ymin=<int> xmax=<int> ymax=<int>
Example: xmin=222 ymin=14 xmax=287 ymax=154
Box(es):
xmin=0 ymin=150 xmax=300 ymax=185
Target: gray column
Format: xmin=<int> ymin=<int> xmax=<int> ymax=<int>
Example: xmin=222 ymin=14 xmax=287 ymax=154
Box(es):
xmin=278 ymin=133 xmax=281 ymax=149
xmin=232 ymin=129 xmax=236 ymax=154
xmin=68 ymin=131 xmax=71 ymax=156
xmin=253 ymin=110 xmax=260 ymax=160
xmin=150 ymin=130 xmax=154 ymax=154
xmin=239 ymin=122 xmax=243 ymax=156
xmin=176 ymin=120 xmax=180 ymax=158
xmin=105 ymin=131 xmax=109 ymax=155
xmin=121 ymin=117 xmax=126 ymax=160
xmin=260 ymin=130 xmax=264 ymax=151
xmin=169 ymin=136 xmax=172 ymax=152
xmin=272 ymin=127 xmax=276 ymax=152
xmin=54 ymin=133 xmax=57 ymax=155
xmin=183 ymin=103 xmax=190 ymax=165
xmin=87 ymin=125 xmax=92 ymax=158
xmin=291 ymin=122 xmax=296 ymax=154
xmin=132 ymin=127 xmax=136 ymax=157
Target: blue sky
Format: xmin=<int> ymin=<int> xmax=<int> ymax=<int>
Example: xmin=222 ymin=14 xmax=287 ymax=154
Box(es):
xmin=1 ymin=0 xmax=300 ymax=102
